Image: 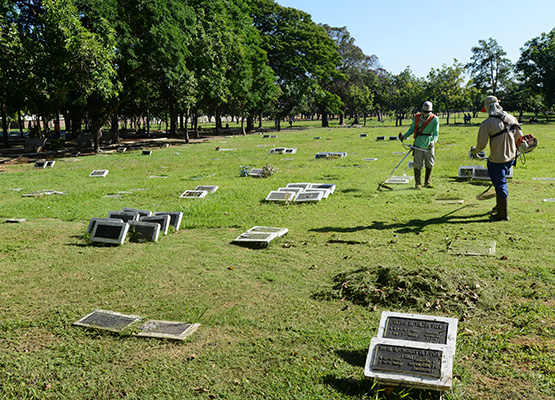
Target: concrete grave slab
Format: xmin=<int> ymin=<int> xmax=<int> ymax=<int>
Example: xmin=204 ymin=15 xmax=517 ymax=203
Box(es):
xmin=90 ymin=221 xmax=130 ymax=245
xmin=304 ymin=188 xmax=331 ymax=198
xmin=389 ymin=136 xmax=399 ymax=141
xmin=533 ymin=177 xmax=555 ymax=180
xmin=107 ymin=211 xmax=140 ymax=222
xmin=377 ymin=136 xmax=385 ymax=140
xmin=149 ymin=175 xmax=168 ymax=178
xmin=315 ymin=152 xmax=330 ymax=159
xmin=74 ymin=309 xmax=142 ymax=332
xmin=434 ymin=199 xmax=464 ymax=204
xmin=294 ymin=191 xmax=324 ymax=202
xmin=233 ymin=231 xmax=279 ymax=247
xmin=34 ymin=161 xmax=47 ymax=169
xmin=142 ymin=150 xmax=152 ymax=156
xmin=458 ymin=166 xmax=479 ymax=179
xmin=246 ymin=226 xmax=288 ymax=237
xmin=5 ymin=218 xmax=26 ymax=223
xmin=117 ymin=147 xmax=127 ymax=152
xmin=248 ymin=168 xmax=265 ymax=177
xmin=46 ymin=161 xmax=55 ymax=168
xmin=265 ymin=191 xmax=297 ymax=202
xmin=360 ymin=133 xmax=368 ymax=138
xmin=543 ymin=199 xmax=555 ymax=202
xmin=385 ymin=176 xmax=412 ymax=184
xmin=140 ymin=214 xmax=171 ymax=235
xmin=364 ymin=158 xmax=378 ymax=161
xmin=364 ymin=337 xmax=454 ymax=391
xmin=472 ymin=166 xmax=490 ymax=180
xmin=269 ymin=148 xmax=286 ymax=154
xmin=286 ymin=182 xmax=312 ymax=190
xmin=284 ymin=148 xmax=297 ymax=154
xmin=134 ymin=320 xmax=200 ymax=340
xmin=153 ymin=211 xmax=183 ymax=231
xmin=194 ymin=185 xmax=218 ymax=193
xmin=87 ymin=217 xmax=124 ymax=233
xmin=89 ymin=170 xmax=109 ymax=177
xmin=328 ymin=152 xmax=347 ymax=158
xmin=180 ymin=190 xmax=208 ymax=198
xmin=278 ymin=187 xmax=304 ymax=194
xmin=122 ymin=207 xmax=152 ymax=218
xmin=448 ymin=240 xmax=496 ymax=256
xmin=309 ymin=183 xmax=336 ymax=194
xmin=128 ymin=221 xmax=161 ymax=242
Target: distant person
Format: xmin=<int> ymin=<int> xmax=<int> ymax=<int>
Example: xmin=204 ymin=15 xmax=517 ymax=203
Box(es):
xmin=470 ymin=95 xmax=523 ymax=221
xmin=399 ymin=101 xmax=439 ymax=189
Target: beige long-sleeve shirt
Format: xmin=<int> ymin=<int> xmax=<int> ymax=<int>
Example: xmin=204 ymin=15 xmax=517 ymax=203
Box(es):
xmin=472 ymin=113 xmax=523 ymax=163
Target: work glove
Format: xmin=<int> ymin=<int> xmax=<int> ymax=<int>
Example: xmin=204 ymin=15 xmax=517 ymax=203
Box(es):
xmin=398 ymin=133 xmax=404 ymax=141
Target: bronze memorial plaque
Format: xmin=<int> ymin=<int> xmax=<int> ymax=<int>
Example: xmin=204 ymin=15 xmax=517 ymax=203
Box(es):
xmin=373 ymin=344 xmax=443 ymax=379
xmin=383 ymin=316 xmax=449 ymax=344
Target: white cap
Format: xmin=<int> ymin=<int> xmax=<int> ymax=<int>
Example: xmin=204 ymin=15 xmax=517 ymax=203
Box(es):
xmin=484 ymin=95 xmax=499 ymax=107
xmin=422 ymin=101 xmax=433 ymax=112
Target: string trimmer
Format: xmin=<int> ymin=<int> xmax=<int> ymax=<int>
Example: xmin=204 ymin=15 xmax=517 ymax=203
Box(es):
xmin=377 ymin=143 xmax=428 ymax=191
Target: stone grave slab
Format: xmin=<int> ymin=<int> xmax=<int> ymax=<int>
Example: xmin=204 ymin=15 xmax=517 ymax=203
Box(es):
xmin=309 ymin=183 xmax=336 ymax=194
xmin=294 ymin=191 xmax=324 ymax=202
xmin=34 ymin=161 xmax=47 ymax=169
xmin=90 ymin=221 xmax=129 ymax=245
xmin=304 ymin=189 xmax=331 ymax=199
xmin=107 ymin=210 xmax=140 ymax=223
xmin=364 ymin=337 xmax=454 ymax=390
xmin=45 ymin=161 xmax=55 ymax=168
xmin=315 ymin=152 xmax=330 ymax=159
xmin=248 ymin=168 xmax=265 ymax=177
xmin=128 ymin=221 xmax=161 ymax=242
xmin=117 ymin=147 xmax=127 ymax=152
xmin=149 ymin=175 xmax=168 ymax=179
xmin=194 ymin=185 xmax=218 ymax=193
xmin=385 ymin=175 xmax=412 ymax=184
xmin=217 ymin=148 xmax=236 ymax=151
xmin=270 ymin=135 xmax=278 ymax=138
xmin=314 ymin=136 xmax=321 ymax=140
xmin=265 ymin=191 xmax=297 ymax=202
xmin=278 ymin=187 xmax=304 ymax=194
xmin=533 ymin=177 xmax=555 ymax=180
xmin=5 ymin=219 xmax=26 ymax=223
xmin=246 ymin=226 xmax=288 ymax=237
xmin=89 ymin=170 xmax=109 ymax=177
xmin=458 ymin=165 xmax=479 ymax=179
xmin=74 ymin=309 xmax=142 ymax=332
xmin=87 ymin=217 xmax=124 ymax=234
xmin=543 ymin=199 xmax=555 ymax=202
xmin=269 ymin=147 xmax=286 ymax=154
xmin=377 ymin=312 xmax=458 ymax=350
xmin=180 ymin=190 xmax=208 ymax=198
xmin=263 ymin=135 xmax=270 ymax=138
xmin=122 ymin=207 xmax=152 ymax=218
xmin=134 ymin=320 xmax=201 ymax=340
xmin=142 ymin=150 xmax=152 ymax=156
xmin=328 ymin=152 xmax=347 ymax=158
xmin=364 ymin=158 xmax=378 ymax=161
xmin=286 ymin=182 xmax=312 ymax=190
xmin=472 ymin=166 xmax=489 ymax=180
xmin=448 ymin=240 xmax=496 ymax=256
xmin=389 ymin=136 xmax=399 ymax=141
xmin=140 ymin=214 xmax=171 ymax=235
xmin=284 ymin=148 xmax=297 ymax=154
xmin=360 ymin=133 xmax=368 ymax=138
xmin=377 ymin=136 xmax=385 ymax=141
xmin=233 ymin=231 xmax=279 ymax=247
xmin=153 ymin=211 xmax=183 ymax=231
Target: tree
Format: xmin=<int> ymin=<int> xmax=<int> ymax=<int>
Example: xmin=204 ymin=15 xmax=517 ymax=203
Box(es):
xmin=426 ymin=61 xmax=466 ymax=125
xmin=466 ymin=38 xmax=512 ymax=95
xmin=382 ymin=68 xmax=424 ymax=126
xmin=517 ymin=28 xmax=555 ymax=113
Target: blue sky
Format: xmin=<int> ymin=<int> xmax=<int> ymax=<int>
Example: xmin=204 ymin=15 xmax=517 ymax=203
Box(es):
xmin=277 ymin=0 xmax=555 ymax=78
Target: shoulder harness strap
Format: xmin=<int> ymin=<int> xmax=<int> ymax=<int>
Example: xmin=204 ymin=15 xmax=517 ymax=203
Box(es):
xmin=414 ymin=113 xmax=434 ymax=138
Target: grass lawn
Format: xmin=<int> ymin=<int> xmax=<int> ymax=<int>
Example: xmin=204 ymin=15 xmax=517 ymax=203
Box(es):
xmin=1 ymin=114 xmax=554 ymax=399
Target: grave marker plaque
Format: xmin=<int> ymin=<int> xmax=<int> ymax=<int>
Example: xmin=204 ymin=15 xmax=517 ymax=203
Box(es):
xmin=372 ymin=342 xmax=443 ymax=378
xmin=377 ymin=136 xmax=385 ymax=141
xmin=286 ymin=182 xmax=312 ymax=190
xmin=389 ymin=136 xmax=399 ymax=141
xmin=385 ymin=176 xmax=411 ymax=184
xmin=269 ymin=147 xmax=286 ymax=154
xmin=309 ymin=183 xmax=336 ymax=194
xmin=122 ymin=207 xmax=152 ymax=218
xmin=364 ymin=158 xmax=378 ymax=161
xmin=294 ymin=191 xmax=323 ymax=202
xmin=90 ymin=221 xmax=129 ymax=245
xmin=34 ymin=161 xmax=47 ymax=169
xmin=278 ymin=187 xmax=304 ymax=194
xmin=248 ymin=168 xmax=265 ymax=177
xmin=265 ymin=191 xmax=297 ymax=202
xmin=46 ymin=161 xmax=55 ymax=168
xmin=153 ymin=211 xmax=183 ymax=231
xmin=87 ymin=217 xmax=124 ymax=233
xmin=140 ymin=214 xmax=171 ymax=235
xmin=74 ymin=309 xmax=142 ymax=332
xmin=180 ymin=190 xmax=208 ymax=198
xmin=233 ymin=231 xmax=279 ymax=247
xmin=89 ymin=170 xmax=109 ymax=177
xmin=128 ymin=221 xmax=161 ymax=242
xmin=107 ymin=211 xmax=140 ymax=222
xmin=142 ymin=150 xmax=152 ymax=156
xmin=194 ymin=185 xmax=218 ymax=193
xmin=135 ymin=320 xmax=200 ymax=340
xmin=458 ymin=165 xmax=478 ymax=179
xmin=246 ymin=226 xmax=288 ymax=237
xmin=379 ymin=312 xmax=456 ymax=347
xmin=314 ymin=152 xmax=330 ymax=159
xmin=360 ymin=133 xmax=368 ymax=138
xmin=304 ymin=188 xmax=331 ymax=199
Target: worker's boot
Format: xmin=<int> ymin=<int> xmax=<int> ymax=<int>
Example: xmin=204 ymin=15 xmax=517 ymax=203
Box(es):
xmin=491 ymin=194 xmax=509 ymax=221
xmin=414 ymin=169 xmax=422 ymax=190
xmin=425 ymin=168 xmax=433 ymax=188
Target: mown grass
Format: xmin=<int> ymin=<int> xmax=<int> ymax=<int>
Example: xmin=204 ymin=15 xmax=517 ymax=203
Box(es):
xmin=0 ymin=114 xmax=554 ymax=399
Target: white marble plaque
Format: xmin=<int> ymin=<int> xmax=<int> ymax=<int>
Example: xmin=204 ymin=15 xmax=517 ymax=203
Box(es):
xmin=89 ymin=170 xmax=109 ymax=177
xmin=246 ymin=226 xmax=288 ymax=237
xmin=233 ymin=231 xmax=279 ymax=246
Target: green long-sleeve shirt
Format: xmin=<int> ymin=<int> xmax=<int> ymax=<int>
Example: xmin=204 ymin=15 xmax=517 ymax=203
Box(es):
xmin=402 ymin=113 xmax=439 ymax=149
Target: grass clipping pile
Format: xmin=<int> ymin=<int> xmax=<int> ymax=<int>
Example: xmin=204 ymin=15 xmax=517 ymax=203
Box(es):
xmin=326 ymin=265 xmax=486 ymax=317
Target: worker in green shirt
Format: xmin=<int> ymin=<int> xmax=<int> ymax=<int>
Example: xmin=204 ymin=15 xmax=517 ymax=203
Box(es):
xmin=399 ymin=101 xmax=439 ymax=189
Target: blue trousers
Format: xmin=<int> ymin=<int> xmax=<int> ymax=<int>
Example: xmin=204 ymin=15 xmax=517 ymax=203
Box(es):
xmin=487 ymin=159 xmax=515 ymax=199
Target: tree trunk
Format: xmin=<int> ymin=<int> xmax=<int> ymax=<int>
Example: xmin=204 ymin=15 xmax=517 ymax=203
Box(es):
xmin=169 ymin=102 xmax=178 ymax=136
xmin=18 ymin=110 xmax=25 ymax=137
xmin=111 ymin=110 xmax=119 ymax=143
xmin=1 ymin=102 xmax=9 ymax=148
xmin=247 ymin=114 xmax=254 ymax=132
xmin=339 ymin=113 xmax=344 ymax=126
xmin=322 ymin=112 xmax=329 ymax=128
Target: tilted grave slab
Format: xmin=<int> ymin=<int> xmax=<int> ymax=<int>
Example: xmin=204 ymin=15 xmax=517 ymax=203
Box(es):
xmin=233 ymin=231 xmax=279 ymax=247
xmin=134 ymin=320 xmax=200 ymax=340
xmin=153 ymin=211 xmax=183 ymax=231
xmin=458 ymin=165 xmax=479 ymax=179
xmin=194 ymin=185 xmax=218 ymax=193
xmin=90 ymin=221 xmax=130 ymax=245
xmin=294 ymin=191 xmax=324 ymax=202
xmin=304 ymin=188 xmax=331 ymax=199
xmin=180 ymin=190 xmax=208 ymax=198
xmin=122 ymin=207 xmax=152 ymax=218
xmin=309 ymin=183 xmax=336 ymax=194
xmin=360 ymin=133 xmax=368 ymax=138
xmin=142 ymin=150 xmax=152 ymax=156
xmin=89 ymin=170 xmax=109 ymax=177
xmin=107 ymin=210 xmax=140 ymax=223
xmin=246 ymin=226 xmax=288 ymax=237
xmin=140 ymin=214 xmax=171 ymax=235
xmin=128 ymin=221 xmax=161 ymax=242
xmin=278 ymin=187 xmax=304 ymax=195
xmin=87 ymin=217 xmax=124 ymax=234
xmin=34 ymin=161 xmax=47 ymax=169
xmin=376 ymin=136 xmax=386 ymax=141
xmin=269 ymin=147 xmax=286 ymax=154
xmin=265 ymin=191 xmax=297 ymax=202
xmin=284 ymin=148 xmax=297 ymax=154
xmin=314 ymin=152 xmax=330 ymax=159
xmin=74 ymin=309 xmax=142 ymax=332
xmin=389 ymin=136 xmax=399 ymax=141
xmin=286 ymin=182 xmax=312 ymax=190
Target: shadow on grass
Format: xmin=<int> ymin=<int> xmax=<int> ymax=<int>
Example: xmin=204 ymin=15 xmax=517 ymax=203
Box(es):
xmin=311 ymin=206 xmax=491 ymax=234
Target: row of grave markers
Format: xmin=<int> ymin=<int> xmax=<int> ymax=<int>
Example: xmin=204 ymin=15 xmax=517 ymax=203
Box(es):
xmin=88 ymin=208 xmax=183 ymax=245
xmin=266 ymin=182 xmax=336 ymax=203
